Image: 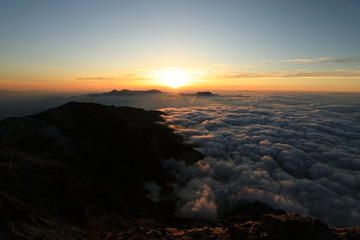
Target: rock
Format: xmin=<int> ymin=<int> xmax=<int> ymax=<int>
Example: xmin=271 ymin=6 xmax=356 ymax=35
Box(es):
xmin=335 ymin=228 xmax=360 ymax=240
xmin=221 ymin=201 xmax=286 ymax=223
xmin=256 ymin=213 xmax=338 ymax=240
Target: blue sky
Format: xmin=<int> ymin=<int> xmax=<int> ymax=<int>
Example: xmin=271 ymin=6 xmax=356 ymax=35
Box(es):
xmin=1 ymin=0 xmax=359 ymax=91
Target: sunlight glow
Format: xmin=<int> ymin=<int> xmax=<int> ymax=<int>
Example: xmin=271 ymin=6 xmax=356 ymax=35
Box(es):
xmin=147 ymin=68 xmax=205 ymax=89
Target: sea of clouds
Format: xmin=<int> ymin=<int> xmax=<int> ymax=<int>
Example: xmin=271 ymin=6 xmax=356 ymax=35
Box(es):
xmin=2 ymin=90 xmax=360 ymax=227
xmin=160 ymin=92 xmax=360 ymax=227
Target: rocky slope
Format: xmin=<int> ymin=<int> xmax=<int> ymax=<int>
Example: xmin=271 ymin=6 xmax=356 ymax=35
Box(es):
xmin=0 ymin=102 xmax=359 ymax=240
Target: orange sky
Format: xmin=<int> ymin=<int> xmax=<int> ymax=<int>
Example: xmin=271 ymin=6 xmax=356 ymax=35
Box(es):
xmin=1 ymin=66 xmax=360 ymax=93
xmin=1 ymin=2 xmax=360 ymax=93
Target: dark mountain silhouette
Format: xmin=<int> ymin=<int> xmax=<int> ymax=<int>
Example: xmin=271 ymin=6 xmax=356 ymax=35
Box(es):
xmin=180 ymin=91 xmax=217 ymax=97
xmin=195 ymin=91 xmax=216 ymax=96
xmin=0 ymin=102 xmax=359 ymax=239
xmin=88 ymin=89 xmax=163 ymax=97
xmin=0 ymin=102 xmax=202 ymax=239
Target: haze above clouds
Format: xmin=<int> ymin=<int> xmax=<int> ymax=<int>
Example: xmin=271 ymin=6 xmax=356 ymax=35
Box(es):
xmin=0 ymin=90 xmax=226 ymax=120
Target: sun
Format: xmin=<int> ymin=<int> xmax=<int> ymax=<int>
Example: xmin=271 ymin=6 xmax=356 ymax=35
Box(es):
xmin=155 ymin=69 xmax=192 ymax=88
xmin=143 ymin=67 xmax=206 ymax=89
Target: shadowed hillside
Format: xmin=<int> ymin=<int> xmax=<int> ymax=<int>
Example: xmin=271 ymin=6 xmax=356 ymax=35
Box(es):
xmin=0 ymin=102 xmax=203 ymax=239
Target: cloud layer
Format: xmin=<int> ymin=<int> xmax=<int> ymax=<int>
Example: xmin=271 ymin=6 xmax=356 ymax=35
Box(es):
xmin=161 ymin=93 xmax=360 ymax=227
xmin=220 ymin=70 xmax=360 ymax=79
xmin=278 ymin=57 xmax=360 ymax=63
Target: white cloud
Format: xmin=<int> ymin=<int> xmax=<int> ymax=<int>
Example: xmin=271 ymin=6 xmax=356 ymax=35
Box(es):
xmin=161 ymin=93 xmax=360 ymax=227
xmin=144 ymin=181 xmax=162 ymax=202
xmin=277 ymin=57 xmax=360 ymax=63
xmin=220 ymin=70 xmax=360 ymax=79
xmin=278 ymin=57 xmax=333 ymax=63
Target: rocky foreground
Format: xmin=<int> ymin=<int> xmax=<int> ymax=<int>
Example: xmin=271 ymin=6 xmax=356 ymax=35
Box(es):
xmin=0 ymin=102 xmax=359 ymax=240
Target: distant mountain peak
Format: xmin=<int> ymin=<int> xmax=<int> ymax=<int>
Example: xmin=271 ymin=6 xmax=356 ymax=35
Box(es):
xmin=179 ymin=91 xmax=217 ymax=97
xmin=89 ymin=89 xmax=164 ymax=97
xmin=195 ymin=91 xmax=215 ymax=96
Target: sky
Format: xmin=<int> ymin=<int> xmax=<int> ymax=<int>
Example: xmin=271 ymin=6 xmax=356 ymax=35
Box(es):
xmin=0 ymin=0 xmax=360 ymax=92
